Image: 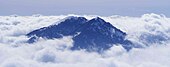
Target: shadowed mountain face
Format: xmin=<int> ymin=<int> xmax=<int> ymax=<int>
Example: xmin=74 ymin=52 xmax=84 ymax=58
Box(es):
xmin=26 ymin=16 xmax=133 ymax=52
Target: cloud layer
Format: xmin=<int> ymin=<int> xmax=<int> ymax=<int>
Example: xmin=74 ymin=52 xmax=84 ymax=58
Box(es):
xmin=0 ymin=13 xmax=170 ymax=67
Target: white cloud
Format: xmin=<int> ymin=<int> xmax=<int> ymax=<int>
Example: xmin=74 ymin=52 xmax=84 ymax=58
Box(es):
xmin=0 ymin=14 xmax=170 ymax=67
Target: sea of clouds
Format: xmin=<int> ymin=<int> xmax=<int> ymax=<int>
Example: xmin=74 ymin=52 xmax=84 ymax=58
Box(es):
xmin=0 ymin=13 xmax=170 ymax=67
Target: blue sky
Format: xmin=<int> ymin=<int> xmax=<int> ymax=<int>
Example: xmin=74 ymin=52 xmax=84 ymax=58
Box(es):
xmin=0 ymin=0 xmax=170 ymax=16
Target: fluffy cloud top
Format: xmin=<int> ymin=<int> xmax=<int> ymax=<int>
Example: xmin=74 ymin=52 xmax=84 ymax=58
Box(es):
xmin=0 ymin=13 xmax=170 ymax=67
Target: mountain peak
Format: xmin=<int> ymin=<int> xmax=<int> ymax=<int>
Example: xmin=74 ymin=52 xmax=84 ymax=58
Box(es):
xmin=27 ymin=16 xmax=133 ymax=52
xmin=88 ymin=17 xmax=106 ymax=26
xmin=92 ymin=17 xmax=105 ymax=22
xmin=95 ymin=17 xmax=105 ymax=21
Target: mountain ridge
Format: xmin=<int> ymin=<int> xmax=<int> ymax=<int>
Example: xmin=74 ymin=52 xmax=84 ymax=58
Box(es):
xmin=26 ymin=16 xmax=133 ymax=52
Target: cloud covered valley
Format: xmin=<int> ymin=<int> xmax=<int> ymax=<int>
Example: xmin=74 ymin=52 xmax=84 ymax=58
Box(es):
xmin=0 ymin=13 xmax=170 ymax=67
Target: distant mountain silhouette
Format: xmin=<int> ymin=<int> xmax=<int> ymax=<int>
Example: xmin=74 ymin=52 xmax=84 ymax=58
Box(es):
xmin=27 ymin=16 xmax=133 ymax=52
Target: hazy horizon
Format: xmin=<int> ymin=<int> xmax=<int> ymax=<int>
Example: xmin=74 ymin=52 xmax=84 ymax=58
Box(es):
xmin=0 ymin=0 xmax=170 ymax=17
